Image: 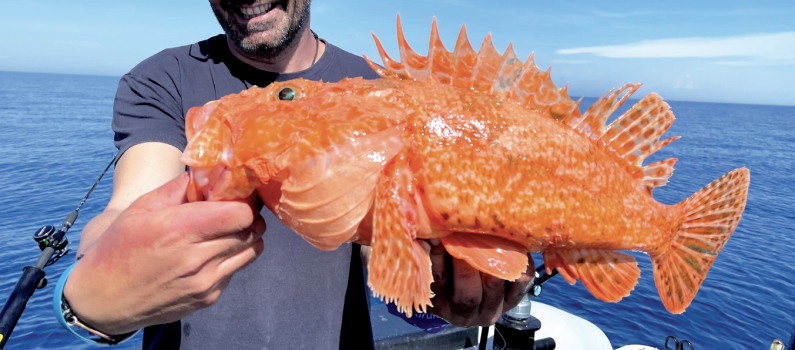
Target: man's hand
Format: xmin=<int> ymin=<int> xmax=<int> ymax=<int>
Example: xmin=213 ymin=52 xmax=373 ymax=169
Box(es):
xmin=427 ymin=239 xmax=535 ymax=327
xmin=63 ymin=173 xmax=266 ymax=335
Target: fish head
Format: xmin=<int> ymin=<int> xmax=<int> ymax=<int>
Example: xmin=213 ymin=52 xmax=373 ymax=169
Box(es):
xmin=182 ymin=77 xmax=407 ymax=201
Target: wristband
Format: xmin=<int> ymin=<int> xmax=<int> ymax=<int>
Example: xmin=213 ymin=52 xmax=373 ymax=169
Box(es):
xmin=53 ymin=261 xmax=139 ymax=345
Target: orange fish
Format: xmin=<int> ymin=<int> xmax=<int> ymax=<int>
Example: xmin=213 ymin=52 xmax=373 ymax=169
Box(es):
xmin=181 ymin=16 xmax=750 ymax=317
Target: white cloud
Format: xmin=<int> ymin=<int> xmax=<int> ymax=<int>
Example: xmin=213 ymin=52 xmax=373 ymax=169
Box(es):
xmin=713 ymin=60 xmax=795 ymax=66
xmin=557 ymin=32 xmax=795 ymax=64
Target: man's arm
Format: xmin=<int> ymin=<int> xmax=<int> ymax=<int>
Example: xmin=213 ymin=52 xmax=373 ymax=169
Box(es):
xmin=63 ymin=142 xmax=267 ymax=335
xmin=76 ymin=143 xmax=186 ymax=256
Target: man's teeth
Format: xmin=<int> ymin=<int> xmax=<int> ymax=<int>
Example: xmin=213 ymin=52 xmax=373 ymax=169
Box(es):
xmin=240 ymin=3 xmax=276 ymax=19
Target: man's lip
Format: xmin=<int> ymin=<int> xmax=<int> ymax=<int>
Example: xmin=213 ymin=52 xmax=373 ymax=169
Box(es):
xmin=230 ymin=0 xmax=282 ymax=20
xmin=236 ymin=0 xmax=278 ymax=9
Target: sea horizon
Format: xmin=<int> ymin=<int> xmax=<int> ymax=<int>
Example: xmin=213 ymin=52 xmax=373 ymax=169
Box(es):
xmin=3 ymin=69 xmax=793 ymax=109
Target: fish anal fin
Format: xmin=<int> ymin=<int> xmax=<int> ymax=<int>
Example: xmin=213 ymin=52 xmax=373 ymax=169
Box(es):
xmin=542 ymin=249 xmax=640 ymax=303
xmin=439 ymin=232 xmax=528 ymax=281
xmin=368 ymin=154 xmax=433 ymax=318
xmin=654 ymin=168 xmax=749 ymax=313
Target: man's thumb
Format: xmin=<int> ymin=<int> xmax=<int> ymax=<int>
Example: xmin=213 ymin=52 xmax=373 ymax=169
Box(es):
xmin=130 ymin=172 xmax=190 ymax=211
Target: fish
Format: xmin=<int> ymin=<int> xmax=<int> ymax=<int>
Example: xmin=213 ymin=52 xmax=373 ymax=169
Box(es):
xmin=180 ymin=15 xmax=750 ymax=317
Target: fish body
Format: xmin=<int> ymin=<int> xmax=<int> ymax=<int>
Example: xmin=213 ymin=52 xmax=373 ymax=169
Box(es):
xmin=181 ymin=16 xmax=749 ymax=316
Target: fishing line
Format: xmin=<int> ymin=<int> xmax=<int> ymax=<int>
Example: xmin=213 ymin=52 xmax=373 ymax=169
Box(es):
xmin=75 ymin=153 xmax=117 ymax=213
xmin=0 ymin=152 xmax=118 ymax=349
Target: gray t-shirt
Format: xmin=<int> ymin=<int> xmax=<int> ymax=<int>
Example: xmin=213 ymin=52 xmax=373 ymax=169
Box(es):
xmin=112 ymin=34 xmax=379 ymax=350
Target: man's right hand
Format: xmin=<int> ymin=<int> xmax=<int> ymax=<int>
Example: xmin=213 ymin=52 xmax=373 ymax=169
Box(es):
xmin=63 ymin=172 xmax=266 ymax=335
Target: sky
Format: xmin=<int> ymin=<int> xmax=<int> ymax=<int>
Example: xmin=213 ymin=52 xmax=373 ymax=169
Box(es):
xmin=1 ymin=0 xmax=793 ymax=106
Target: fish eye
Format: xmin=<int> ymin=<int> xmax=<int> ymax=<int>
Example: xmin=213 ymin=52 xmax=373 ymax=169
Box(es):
xmin=277 ymin=86 xmax=299 ymax=101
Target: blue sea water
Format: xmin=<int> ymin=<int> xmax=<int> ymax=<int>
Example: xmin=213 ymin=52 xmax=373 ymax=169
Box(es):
xmin=0 ymin=70 xmax=793 ymax=350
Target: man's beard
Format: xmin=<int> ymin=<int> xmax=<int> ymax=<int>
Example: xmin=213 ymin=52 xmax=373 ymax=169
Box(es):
xmin=212 ymin=0 xmax=312 ymax=60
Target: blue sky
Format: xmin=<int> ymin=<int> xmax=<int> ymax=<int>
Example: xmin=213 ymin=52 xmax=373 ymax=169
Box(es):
xmin=1 ymin=0 xmax=793 ymax=106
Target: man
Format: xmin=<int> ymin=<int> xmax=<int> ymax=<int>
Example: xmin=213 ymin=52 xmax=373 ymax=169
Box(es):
xmin=61 ymin=1 xmax=535 ymax=348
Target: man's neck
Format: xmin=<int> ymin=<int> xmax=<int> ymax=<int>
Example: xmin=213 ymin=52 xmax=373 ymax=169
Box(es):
xmin=227 ymin=27 xmax=326 ymax=74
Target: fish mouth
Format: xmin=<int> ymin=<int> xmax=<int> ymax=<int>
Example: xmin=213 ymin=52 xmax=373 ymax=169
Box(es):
xmin=225 ymin=0 xmax=286 ymax=21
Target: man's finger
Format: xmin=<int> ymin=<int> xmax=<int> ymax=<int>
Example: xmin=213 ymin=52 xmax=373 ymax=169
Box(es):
xmin=428 ymin=239 xmax=448 ymax=296
xmin=478 ymin=273 xmax=505 ymax=324
xmin=156 ymin=199 xmax=259 ymax=241
xmin=216 ymin=236 xmax=266 ymax=278
xmin=427 ymin=239 xmax=451 ymax=320
xmin=450 ymin=257 xmax=483 ymax=319
xmin=503 ymin=253 xmax=535 ymax=310
xmin=206 ymin=215 xmax=267 ymax=260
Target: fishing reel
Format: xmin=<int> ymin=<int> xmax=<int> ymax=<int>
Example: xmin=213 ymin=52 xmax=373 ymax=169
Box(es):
xmin=32 ymin=224 xmax=70 ymax=268
xmin=489 ymin=265 xmax=558 ymax=350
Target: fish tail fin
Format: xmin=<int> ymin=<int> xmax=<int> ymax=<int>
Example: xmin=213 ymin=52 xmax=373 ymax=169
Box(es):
xmin=652 ymin=168 xmax=750 ymax=313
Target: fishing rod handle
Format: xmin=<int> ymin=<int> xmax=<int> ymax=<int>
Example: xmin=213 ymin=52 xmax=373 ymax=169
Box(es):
xmin=0 ymin=266 xmax=45 ymax=349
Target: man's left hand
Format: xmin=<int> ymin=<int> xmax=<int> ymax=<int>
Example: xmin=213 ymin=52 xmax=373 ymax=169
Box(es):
xmin=426 ymin=239 xmax=535 ymax=327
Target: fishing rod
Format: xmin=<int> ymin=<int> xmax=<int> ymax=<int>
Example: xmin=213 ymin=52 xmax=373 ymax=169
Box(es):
xmin=0 ymin=153 xmax=117 ymax=349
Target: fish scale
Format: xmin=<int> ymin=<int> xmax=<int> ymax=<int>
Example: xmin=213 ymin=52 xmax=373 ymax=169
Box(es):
xmin=180 ymin=15 xmax=749 ymax=317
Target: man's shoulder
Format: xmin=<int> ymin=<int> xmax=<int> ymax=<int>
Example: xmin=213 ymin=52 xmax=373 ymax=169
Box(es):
xmin=311 ymin=42 xmax=380 ymax=82
xmin=127 ymin=35 xmax=226 ymax=77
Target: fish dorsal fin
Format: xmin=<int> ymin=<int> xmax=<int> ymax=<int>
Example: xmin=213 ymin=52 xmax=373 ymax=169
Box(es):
xmin=364 ymin=15 xmax=681 ymax=193
xmin=364 ymin=14 xmax=580 ymax=121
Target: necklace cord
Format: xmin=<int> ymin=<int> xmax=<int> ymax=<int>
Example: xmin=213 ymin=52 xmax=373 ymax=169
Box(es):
xmin=311 ymin=30 xmax=319 ymax=66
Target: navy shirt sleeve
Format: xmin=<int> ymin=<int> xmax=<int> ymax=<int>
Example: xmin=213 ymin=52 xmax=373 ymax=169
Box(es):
xmin=112 ymin=51 xmax=188 ymax=156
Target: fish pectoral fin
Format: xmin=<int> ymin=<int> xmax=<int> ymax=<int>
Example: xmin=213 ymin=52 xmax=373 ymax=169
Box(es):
xmin=543 ymin=249 xmax=640 ymax=303
xmin=440 ymin=232 xmax=528 ymax=281
xmin=367 ymin=155 xmax=433 ymax=318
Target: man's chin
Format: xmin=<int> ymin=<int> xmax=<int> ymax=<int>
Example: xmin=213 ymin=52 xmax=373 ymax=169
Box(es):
xmin=231 ymin=29 xmax=297 ymax=60
xmin=212 ymin=0 xmax=310 ymax=60
xmin=238 ymin=31 xmax=286 ymax=49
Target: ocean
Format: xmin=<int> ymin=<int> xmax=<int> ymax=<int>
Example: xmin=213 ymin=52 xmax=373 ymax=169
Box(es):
xmin=0 ymin=70 xmax=793 ymax=349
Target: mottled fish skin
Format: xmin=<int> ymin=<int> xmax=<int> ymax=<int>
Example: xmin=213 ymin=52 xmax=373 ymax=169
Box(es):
xmin=181 ymin=15 xmax=750 ymax=317
xmin=398 ymin=78 xmax=680 ymax=254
